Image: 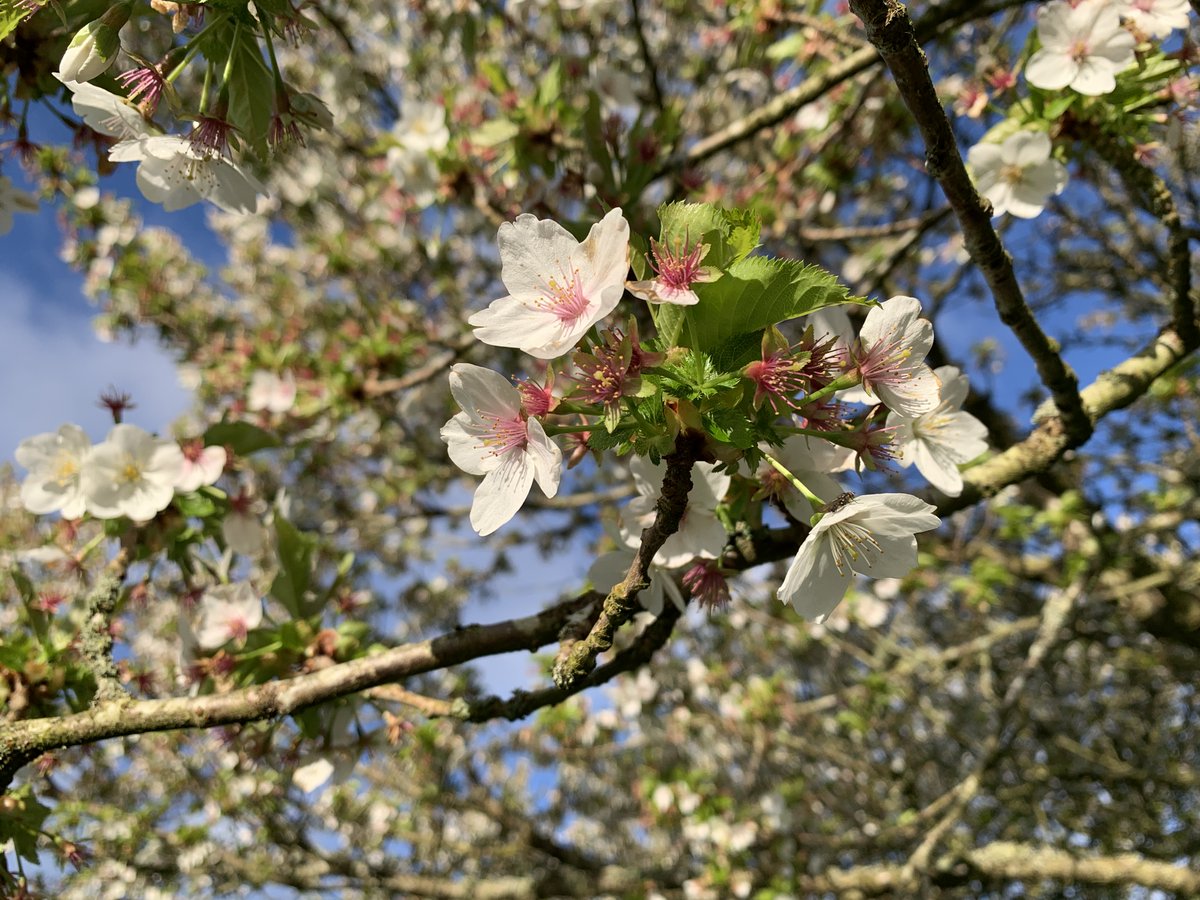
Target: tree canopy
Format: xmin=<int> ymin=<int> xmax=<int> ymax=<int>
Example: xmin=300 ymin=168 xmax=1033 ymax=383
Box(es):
xmin=1 ymin=0 xmax=1199 ymax=896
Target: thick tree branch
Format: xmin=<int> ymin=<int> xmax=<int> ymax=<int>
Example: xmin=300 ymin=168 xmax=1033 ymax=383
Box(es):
xmin=848 ymin=0 xmax=1093 ymax=444
xmin=0 ymin=594 xmax=595 ymax=792
xmin=802 ymin=841 xmax=1200 ymax=894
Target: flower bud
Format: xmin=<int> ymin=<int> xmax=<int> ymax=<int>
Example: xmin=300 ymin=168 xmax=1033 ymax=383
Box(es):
xmin=59 ymin=4 xmax=131 ymax=83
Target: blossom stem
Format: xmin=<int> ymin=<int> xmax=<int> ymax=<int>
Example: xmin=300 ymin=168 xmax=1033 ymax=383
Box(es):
xmin=544 ymin=423 xmax=593 ymax=436
xmin=763 ymin=452 xmax=827 ymax=512
xmin=802 ymin=373 xmax=862 ymax=407
xmin=76 ymin=532 xmax=108 ymax=563
xmin=165 ymin=18 xmax=225 ymax=85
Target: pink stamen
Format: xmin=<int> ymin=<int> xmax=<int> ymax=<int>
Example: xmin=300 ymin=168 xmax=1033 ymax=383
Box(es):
xmin=539 ymin=270 xmax=590 ymax=324
xmin=478 ymin=411 xmax=528 ymax=456
xmin=226 ymin=616 xmax=248 ymax=643
xmin=650 ymin=237 xmax=707 ymax=291
xmin=853 ymin=340 xmax=915 ymax=393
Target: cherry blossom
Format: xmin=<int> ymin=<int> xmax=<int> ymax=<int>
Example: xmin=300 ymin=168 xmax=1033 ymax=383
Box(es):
xmin=80 ymin=424 xmax=185 ymax=521
xmin=850 ymin=296 xmax=941 ymax=417
xmin=627 ymin=237 xmax=718 ymax=306
xmin=778 ymin=493 xmax=940 ymax=622
xmin=247 ymin=371 xmax=297 ymax=414
xmin=618 ymin=457 xmax=730 ymax=569
xmin=1118 ymin=0 xmax=1191 ymax=38
xmin=889 ymin=366 xmax=990 ymax=497
xmin=1025 ymin=0 xmax=1136 ymax=96
xmin=175 ymin=441 xmax=227 ymax=493
xmin=440 ymin=364 xmax=563 ymax=535
xmin=109 ymin=135 xmax=266 ymax=214
xmin=15 ymin=424 xmax=92 ymax=518
xmin=195 ymin=582 xmax=263 ymax=649
xmin=468 ymin=208 xmax=631 ymax=359
xmin=392 ymin=100 xmax=451 ymax=153
xmin=57 ymin=78 xmax=152 ymax=141
xmin=59 ymin=6 xmax=129 ymax=84
xmin=967 ymin=131 xmax=1068 ymax=219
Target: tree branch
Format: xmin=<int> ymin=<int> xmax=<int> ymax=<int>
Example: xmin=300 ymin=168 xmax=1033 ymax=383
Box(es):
xmin=552 ymin=430 xmax=703 ymax=689
xmin=848 ymin=0 xmax=1092 ymax=443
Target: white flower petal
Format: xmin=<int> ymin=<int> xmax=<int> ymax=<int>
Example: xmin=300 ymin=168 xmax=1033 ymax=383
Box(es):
xmin=470 ymin=451 xmax=535 ymax=536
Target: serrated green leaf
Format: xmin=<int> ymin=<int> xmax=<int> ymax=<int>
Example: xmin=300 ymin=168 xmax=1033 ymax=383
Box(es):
xmin=204 ymin=421 xmax=281 ymax=455
xmin=225 ymin=27 xmax=274 ymax=159
xmin=708 ymin=331 xmax=764 ymax=373
xmin=271 ymin=516 xmax=317 ymax=617
xmin=673 ymin=255 xmax=863 ymax=359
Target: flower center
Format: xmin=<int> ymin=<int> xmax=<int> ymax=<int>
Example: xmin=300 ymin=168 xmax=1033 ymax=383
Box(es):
xmin=854 ymin=339 xmax=914 ymax=390
xmin=651 ymin=238 xmax=707 ymax=290
xmin=826 ymin=521 xmax=883 ymax=576
xmin=120 ymin=460 xmax=144 ymax=484
xmin=226 ymin=615 xmax=248 ymax=643
xmin=54 ymin=455 xmax=79 ymax=483
xmin=999 ymin=162 xmax=1025 ymax=185
xmin=540 ymin=270 xmax=590 ymax=324
xmin=478 ymin=411 xmax=528 ymax=456
xmin=1069 ymin=39 xmax=1091 ymax=63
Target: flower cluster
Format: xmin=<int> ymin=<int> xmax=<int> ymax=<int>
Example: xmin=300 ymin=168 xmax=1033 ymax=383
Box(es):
xmin=966 ymin=0 xmax=1194 ymax=220
xmin=58 ymin=77 xmax=265 ymax=214
xmin=439 ymin=203 xmax=991 ymax=624
xmin=16 ymin=423 xmax=225 ymax=522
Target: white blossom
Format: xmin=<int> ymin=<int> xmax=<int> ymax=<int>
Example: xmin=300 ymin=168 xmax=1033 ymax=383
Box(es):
xmin=15 ymin=424 xmax=92 ymax=518
xmin=889 ymin=366 xmax=990 ymax=496
xmin=1118 ymin=0 xmax=1191 ymax=38
xmin=80 ymin=424 xmax=185 ymax=521
xmin=968 ymin=131 xmax=1068 ymax=219
xmin=59 ymin=8 xmax=127 ymax=84
xmin=439 ymin=364 xmax=563 ymax=535
xmin=850 ymin=296 xmax=941 ymax=417
xmin=1025 ymin=0 xmax=1137 ymax=96
xmin=195 ymin=582 xmax=263 ymax=649
xmin=109 ymin=136 xmax=266 ymax=214
xmin=778 ymin=493 xmax=939 ymax=622
xmin=392 ymin=100 xmax=450 ymax=154
xmin=468 ymin=209 xmax=630 ymax=359
xmin=175 ymin=443 xmax=227 ymax=493
xmin=247 ymin=371 xmax=297 ymax=414
xmin=618 ymin=457 xmax=730 ymax=569
xmin=57 ymin=78 xmax=151 ymax=140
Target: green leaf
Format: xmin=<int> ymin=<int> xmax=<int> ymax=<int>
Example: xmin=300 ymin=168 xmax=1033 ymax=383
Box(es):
xmin=204 ymin=421 xmax=281 ymax=455
xmin=271 ymin=516 xmax=318 ymax=617
xmin=174 ymin=491 xmax=217 ymax=518
xmin=0 ymin=0 xmax=31 ymax=41
xmin=672 ymin=255 xmax=864 ymax=364
xmin=225 ymin=26 xmax=274 ymax=159
xmin=657 ymin=201 xmax=761 ymax=271
xmin=0 ymin=786 xmax=51 ymax=864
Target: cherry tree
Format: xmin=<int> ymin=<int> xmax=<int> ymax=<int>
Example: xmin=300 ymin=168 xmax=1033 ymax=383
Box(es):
xmin=1 ymin=0 xmax=1199 ymax=896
